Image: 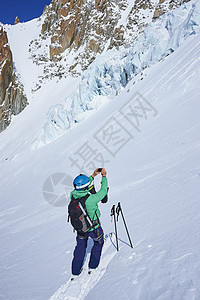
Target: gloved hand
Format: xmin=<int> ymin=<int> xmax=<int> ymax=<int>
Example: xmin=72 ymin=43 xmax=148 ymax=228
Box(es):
xmin=92 ymin=168 xmax=101 ymax=178
xmin=101 ymin=168 xmax=107 ymax=177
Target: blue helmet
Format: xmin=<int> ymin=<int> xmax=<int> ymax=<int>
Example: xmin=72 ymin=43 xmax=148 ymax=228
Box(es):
xmin=73 ymin=174 xmax=90 ymax=190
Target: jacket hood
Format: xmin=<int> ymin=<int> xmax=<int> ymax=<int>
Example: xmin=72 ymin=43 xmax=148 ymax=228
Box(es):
xmin=70 ymin=189 xmax=89 ymax=199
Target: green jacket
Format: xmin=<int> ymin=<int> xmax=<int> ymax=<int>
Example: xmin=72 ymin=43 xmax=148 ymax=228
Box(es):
xmin=70 ymin=175 xmax=108 ymax=230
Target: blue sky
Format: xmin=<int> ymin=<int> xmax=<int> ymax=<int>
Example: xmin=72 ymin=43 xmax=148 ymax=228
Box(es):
xmin=0 ymin=0 xmax=52 ymax=25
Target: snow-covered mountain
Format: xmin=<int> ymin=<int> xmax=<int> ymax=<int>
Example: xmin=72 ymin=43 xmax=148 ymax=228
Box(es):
xmin=0 ymin=0 xmax=191 ymax=132
xmin=32 ymin=0 xmax=200 ymax=149
xmin=0 ymin=0 xmax=200 ymax=299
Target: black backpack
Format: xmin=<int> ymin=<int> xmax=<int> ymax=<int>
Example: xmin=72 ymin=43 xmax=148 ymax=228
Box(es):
xmin=68 ymin=194 xmax=94 ymax=233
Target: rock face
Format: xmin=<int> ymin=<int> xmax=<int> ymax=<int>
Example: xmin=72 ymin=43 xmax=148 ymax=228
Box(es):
xmin=0 ymin=25 xmax=28 ymax=132
xmin=0 ymin=0 xmax=190 ymax=132
xmin=153 ymin=0 xmax=191 ymax=19
xmin=14 ymin=16 xmax=20 ymax=25
xmin=30 ymin=0 xmax=191 ymax=81
xmin=41 ymin=0 xmax=123 ymax=64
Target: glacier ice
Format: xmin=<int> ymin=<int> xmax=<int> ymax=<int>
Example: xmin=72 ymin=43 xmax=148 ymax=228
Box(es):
xmin=32 ymin=0 xmax=200 ymax=149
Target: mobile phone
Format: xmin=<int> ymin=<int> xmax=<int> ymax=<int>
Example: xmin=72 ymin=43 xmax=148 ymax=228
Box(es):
xmin=98 ymin=168 xmax=102 ymax=172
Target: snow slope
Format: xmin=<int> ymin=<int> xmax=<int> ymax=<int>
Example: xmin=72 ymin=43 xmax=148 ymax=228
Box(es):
xmin=32 ymin=0 xmax=200 ymax=148
xmin=1 ymin=3 xmax=200 ymax=300
xmin=5 ymin=18 xmax=43 ymax=100
xmin=2 ymin=17 xmax=80 ymax=158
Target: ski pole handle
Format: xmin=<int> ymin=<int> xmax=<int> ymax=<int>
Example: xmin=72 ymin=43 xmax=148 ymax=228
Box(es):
xmin=116 ymin=202 xmax=122 ymax=221
xmin=110 ymin=205 xmax=119 ymax=251
xmin=110 ymin=205 xmax=115 ymax=216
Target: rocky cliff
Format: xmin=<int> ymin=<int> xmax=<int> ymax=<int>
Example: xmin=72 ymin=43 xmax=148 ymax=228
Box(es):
xmin=0 ymin=25 xmax=28 ymax=132
xmin=29 ymin=0 xmax=190 ymax=85
xmin=0 ymin=0 xmax=190 ymax=132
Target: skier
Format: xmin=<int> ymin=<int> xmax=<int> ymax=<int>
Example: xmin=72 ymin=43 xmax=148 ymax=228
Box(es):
xmin=69 ymin=168 xmax=108 ymax=279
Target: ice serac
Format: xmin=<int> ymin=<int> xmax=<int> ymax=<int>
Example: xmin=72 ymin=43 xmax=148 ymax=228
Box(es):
xmin=32 ymin=0 xmax=200 ymax=148
xmin=0 ymin=0 xmax=193 ymax=132
xmin=32 ymin=0 xmax=191 ymax=75
xmin=0 ymin=25 xmax=28 ymax=132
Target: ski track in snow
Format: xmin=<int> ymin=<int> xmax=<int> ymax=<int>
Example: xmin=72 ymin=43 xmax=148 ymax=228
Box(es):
xmin=50 ymin=235 xmax=116 ymax=300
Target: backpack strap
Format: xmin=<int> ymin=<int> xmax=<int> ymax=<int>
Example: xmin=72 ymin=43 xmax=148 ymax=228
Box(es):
xmin=78 ymin=200 xmax=93 ymax=228
xmin=94 ymin=210 xmax=101 ymax=226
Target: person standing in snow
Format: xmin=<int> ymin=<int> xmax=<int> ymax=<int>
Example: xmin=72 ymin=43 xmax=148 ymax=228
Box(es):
xmin=69 ymin=168 xmax=108 ymax=278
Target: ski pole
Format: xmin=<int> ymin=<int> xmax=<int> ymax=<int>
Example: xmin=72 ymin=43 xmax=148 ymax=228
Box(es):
xmin=111 ymin=205 xmax=119 ymax=251
xmin=116 ymin=202 xmax=133 ymax=248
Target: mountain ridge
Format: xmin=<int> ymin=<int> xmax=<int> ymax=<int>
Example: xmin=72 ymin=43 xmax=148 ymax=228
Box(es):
xmin=0 ymin=0 xmax=191 ymax=132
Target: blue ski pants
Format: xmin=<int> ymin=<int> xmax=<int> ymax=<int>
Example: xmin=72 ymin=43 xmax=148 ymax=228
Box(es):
xmin=72 ymin=226 xmax=104 ymax=275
